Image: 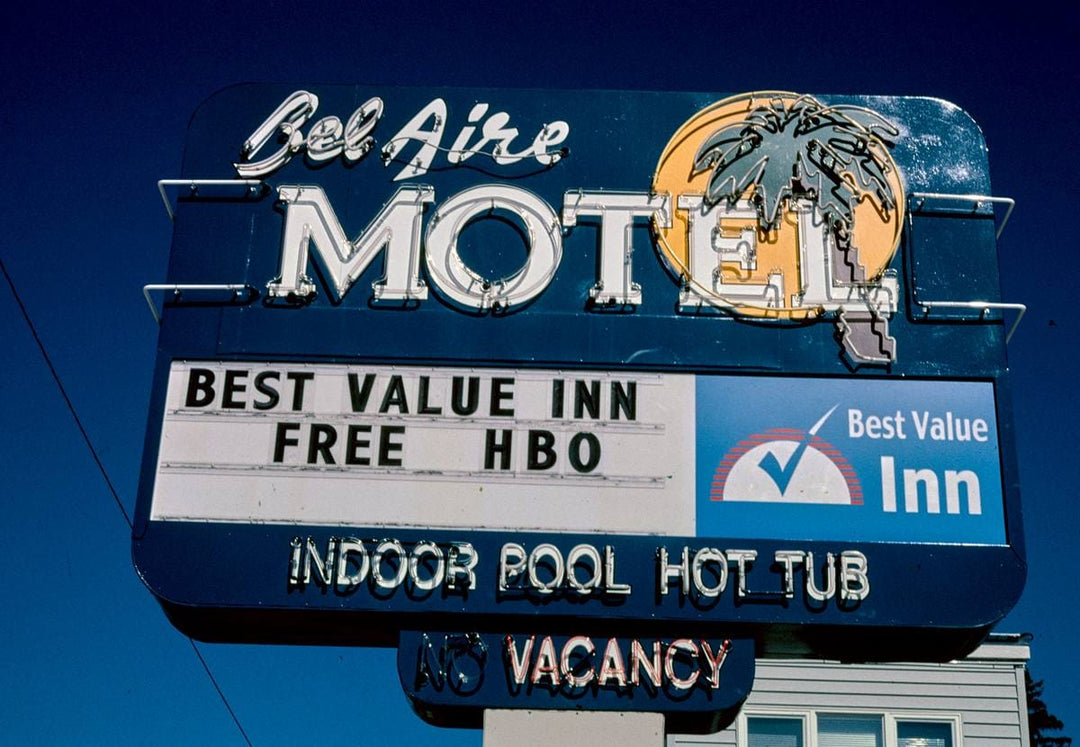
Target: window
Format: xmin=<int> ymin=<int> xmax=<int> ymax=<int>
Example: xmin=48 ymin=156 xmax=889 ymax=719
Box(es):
xmin=740 ymin=712 xmax=959 ymax=747
xmin=817 ymin=715 xmax=883 ymax=747
xmin=747 ymin=717 xmax=804 ymax=747
xmin=896 ymin=721 xmax=953 ymax=747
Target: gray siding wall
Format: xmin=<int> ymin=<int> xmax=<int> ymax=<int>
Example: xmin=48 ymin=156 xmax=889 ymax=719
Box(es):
xmin=670 ymin=642 xmax=1029 ymax=747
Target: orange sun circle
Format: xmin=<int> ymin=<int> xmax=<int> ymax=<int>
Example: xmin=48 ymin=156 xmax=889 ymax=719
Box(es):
xmin=651 ymin=91 xmax=905 ymax=319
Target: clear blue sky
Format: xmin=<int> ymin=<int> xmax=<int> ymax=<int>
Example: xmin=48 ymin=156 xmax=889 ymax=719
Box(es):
xmin=2 ymin=2 xmax=1076 ymax=743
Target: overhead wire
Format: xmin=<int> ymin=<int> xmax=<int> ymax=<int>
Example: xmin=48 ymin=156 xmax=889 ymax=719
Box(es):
xmin=187 ymin=638 xmax=255 ymax=746
xmin=1 ymin=256 xmax=134 ymax=530
xmin=0 ymin=255 xmax=255 ymax=747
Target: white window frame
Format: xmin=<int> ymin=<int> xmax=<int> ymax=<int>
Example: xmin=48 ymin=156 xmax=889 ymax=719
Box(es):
xmin=737 ymin=707 xmax=811 ymax=747
xmin=737 ymin=708 xmax=962 ymax=747
xmin=887 ymin=712 xmax=962 ymax=747
xmin=816 ymin=711 xmax=886 ymax=747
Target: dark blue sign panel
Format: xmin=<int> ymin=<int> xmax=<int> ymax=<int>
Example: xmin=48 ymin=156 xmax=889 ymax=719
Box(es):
xmin=397 ymin=631 xmax=754 ymax=732
xmin=133 ymin=86 xmax=1025 ymax=674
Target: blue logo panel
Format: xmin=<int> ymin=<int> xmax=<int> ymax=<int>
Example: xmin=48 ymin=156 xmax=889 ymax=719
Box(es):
xmin=696 ymin=377 xmax=1005 ymax=545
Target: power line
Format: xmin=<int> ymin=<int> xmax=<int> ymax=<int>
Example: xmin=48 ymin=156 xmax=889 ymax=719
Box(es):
xmin=188 ymin=638 xmax=255 ymax=746
xmin=1 ymin=255 xmax=254 ymax=747
xmin=1 ymin=257 xmax=133 ymax=529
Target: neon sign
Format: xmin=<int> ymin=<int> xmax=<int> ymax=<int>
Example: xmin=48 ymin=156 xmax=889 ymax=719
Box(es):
xmin=235 ymin=91 xmax=569 ymax=181
xmin=135 ymin=87 xmax=1026 ymax=702
xmin=396 ymin=631 xmax=754 ymax=730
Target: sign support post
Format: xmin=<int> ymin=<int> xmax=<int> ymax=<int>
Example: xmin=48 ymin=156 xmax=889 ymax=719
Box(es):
xmin=483 ymin=710 xmax=664 ymax=747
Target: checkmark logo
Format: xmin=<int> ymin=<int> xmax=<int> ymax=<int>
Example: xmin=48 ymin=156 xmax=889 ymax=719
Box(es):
xmin=757 ymin=405 xmax=838 ymax=496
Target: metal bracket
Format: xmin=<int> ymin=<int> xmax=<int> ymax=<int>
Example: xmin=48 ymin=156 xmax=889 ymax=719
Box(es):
xmin=905 ymin=191 xmax=1025 ymax=343
xmin=915 ymin=300 xmax=1027 ymax=344
xmin=157 ymin=179 xmax=265 ymax=221
xmin=907 ymin=191 xmax=1015 ymax=240
xmin=143 ymin=284 xmax=258 ymax=324
xmin=150 ymin=179 xmax=265 ymax=322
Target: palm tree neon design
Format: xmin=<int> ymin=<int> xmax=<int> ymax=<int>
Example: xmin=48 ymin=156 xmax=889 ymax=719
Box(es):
xmin=693 ymin=94 xmax=900 ymax=234
xmin=692 ymin=94 xmax=903 ymax=363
